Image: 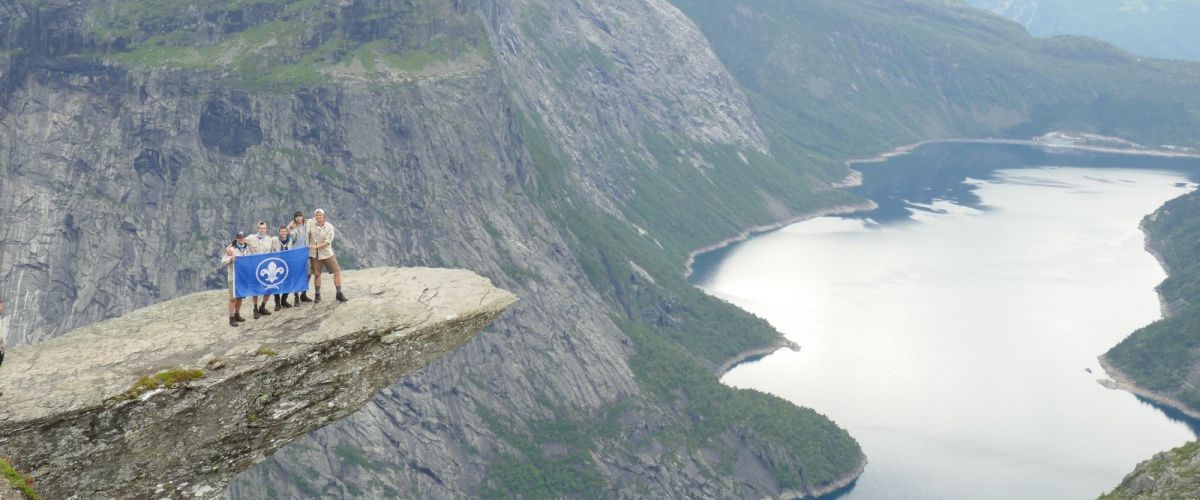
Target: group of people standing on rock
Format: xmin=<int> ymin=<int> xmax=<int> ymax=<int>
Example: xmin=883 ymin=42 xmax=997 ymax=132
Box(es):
xmin=222 ymin=208 xmax=347 ymax=327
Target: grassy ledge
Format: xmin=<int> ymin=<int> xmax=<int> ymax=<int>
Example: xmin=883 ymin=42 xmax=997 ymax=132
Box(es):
xmin=0 ymin=457 xmax=41 ymax=500
xmin=124 ymin=369 xmax=206 ymax=400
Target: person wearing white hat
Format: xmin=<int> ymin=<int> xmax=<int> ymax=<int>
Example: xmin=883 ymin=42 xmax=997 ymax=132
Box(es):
xmin=305 ymin=208 xmax=347 ymax=303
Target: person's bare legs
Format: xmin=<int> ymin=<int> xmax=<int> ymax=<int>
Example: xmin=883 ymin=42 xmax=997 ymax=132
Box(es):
xmin=228 ymin=300 xmax=239 ymax=327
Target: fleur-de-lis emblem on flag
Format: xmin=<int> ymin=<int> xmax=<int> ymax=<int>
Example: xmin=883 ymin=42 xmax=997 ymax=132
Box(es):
xmin=254 ymin=257 xmax=290 ymax=290
xmin=260 ymin=261 xmax=285 ymax=283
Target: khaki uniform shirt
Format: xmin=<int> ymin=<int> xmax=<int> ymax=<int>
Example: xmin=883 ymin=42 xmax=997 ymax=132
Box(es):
xmin=222 ymin=242 xmax=254 ymax=286
xmin=307 ymin=220 xmax=337 ymax=260
xmin=247 ymin=233 xmax=276 ymax=255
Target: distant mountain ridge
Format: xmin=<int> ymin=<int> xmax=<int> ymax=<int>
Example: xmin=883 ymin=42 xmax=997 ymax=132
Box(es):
xmin=966 ymin=0 xmax=1200 ymax=61
xmin=1 ymin=0 xmax=1200 ymax=498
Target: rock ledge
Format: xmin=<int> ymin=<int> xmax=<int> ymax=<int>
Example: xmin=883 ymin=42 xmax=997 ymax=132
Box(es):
xmin=0 ymin=267 xmax=516 ymax=499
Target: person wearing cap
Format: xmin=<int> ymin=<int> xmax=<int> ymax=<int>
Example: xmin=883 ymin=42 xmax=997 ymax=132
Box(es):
xmin=287 ymin=210 xmax=314 ymax=303
xmin=221 ymin=232 xmax=253 ymax=327
xmin=306 ymin=208 xmax=348 ymax=303
xmin=271 ymin=225 xmax=294 ymax=311
xmin=247 ymin=221 xmax=277 ymax=319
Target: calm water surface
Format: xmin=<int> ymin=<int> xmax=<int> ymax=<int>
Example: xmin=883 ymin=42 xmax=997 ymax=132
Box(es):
xmin=693 ymin=145 xmax=1200 ymax=499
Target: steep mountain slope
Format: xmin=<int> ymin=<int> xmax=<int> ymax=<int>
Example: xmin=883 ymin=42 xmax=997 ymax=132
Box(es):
xmin=966 ymin=0 xmax=1200 ymax=61
xmin=1101 ymin=441 xmax=1200 ymax=500
xmin=1104 ymin=190 xmax=1200 ymax=413
xmin=670 ymin=0 xmax=1200 ymax=167
xmin=0 ymin=0 xmax=861 ymax=498
xmin=3 ymin=0 xmax=1200 ymax=498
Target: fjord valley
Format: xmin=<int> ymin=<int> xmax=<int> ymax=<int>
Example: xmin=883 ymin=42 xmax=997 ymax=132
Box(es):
xmin=695 ymin=142 xmax=1200 ymax=499
xmin=1 ymin=0 xmax=1200 ymax=498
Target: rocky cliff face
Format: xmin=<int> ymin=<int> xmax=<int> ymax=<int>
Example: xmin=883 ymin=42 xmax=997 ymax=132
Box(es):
xmin=0 ymin=267 xmax=515 ymax=499
xmin=0 ymin=0 xmax=865 ymax=497
xmin=1100 ymin=441 xmax=1200 ymax=500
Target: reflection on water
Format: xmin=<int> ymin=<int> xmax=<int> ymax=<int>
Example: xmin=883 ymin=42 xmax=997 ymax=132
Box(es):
xmin=693 ymin=144 xmax=1200 ymax=500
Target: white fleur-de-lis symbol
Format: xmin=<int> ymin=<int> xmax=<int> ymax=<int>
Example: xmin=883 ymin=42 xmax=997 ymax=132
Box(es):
xmin=260 ymin=261 xmax=285 ymax=283
xmin=255 ymin=257 xmax=289 ymax=289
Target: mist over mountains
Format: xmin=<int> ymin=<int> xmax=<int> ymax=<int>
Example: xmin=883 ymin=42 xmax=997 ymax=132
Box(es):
xmin=967 ymin=0 xmax=1200 ymax=61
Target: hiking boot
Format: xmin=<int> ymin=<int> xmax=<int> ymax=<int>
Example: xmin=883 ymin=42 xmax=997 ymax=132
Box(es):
xmin=314 ymin=291 xmax=322 ymax=304
xmin=281 ymin=296 xmax=293 ymax=308
xmin=274 ymin=302 xmax=281 ymax=312
xmin=230 ymin=316 xmax=239 ymax=327
xmin=253 ymin=308 xmax=261 ymax=319
xmin=235 ymin=313 xmax=247 ymax=323
xmin=259 ymin=304 xmax=272 ymax=316
xmin=336 ymin=291 xmax=348 ymax=303
xmin=300 ymin=292 xmax=313 ymax=303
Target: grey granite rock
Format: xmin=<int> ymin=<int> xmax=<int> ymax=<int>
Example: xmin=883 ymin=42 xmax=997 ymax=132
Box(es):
xmin=0 ymin=267 xmax=516 ymax=499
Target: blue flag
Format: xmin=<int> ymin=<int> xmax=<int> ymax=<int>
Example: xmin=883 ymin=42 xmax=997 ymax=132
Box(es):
xmin=232 ymin=247 xmax=309 ymax=298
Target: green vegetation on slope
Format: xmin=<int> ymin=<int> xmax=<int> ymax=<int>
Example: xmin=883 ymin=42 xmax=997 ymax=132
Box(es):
xmin=124 ymin=369 xmax=206 ymax=400
xmin=1100 ymin=441 xmax=1200 ymax=499
xmin=24 ymin=0 xmax=1200 ymax=496
xmin=1105 ymin=189 xmax=1200 ymax=410
xmin=82 ymin=0 xmax=491 ymax=91
xmin=670 ymin=0 xmax=1200 ymax=183
xmin=470 ymin=108 xmax=864 ymax=496
xmin=477 ymin=1 xmax=1200 ymax=496
xmin=1 ymin=457 xmax=41 ymax=500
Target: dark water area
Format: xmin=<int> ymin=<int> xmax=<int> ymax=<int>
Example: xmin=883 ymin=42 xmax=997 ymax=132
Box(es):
xmin=848 ymin=142 xmax=1200 ymax=223
xmin=692 ymin=141 xmax=1200 ymax=500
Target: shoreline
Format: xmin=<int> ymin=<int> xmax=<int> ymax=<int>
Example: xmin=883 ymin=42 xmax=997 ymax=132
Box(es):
xmin=845 ymin=136 xmax=1200 ymax=169
xmin=1098 ymin=356 xmax=1200 ymax=422
xmin=1095 ymin=214 xmax=1200 ymax=420
xmin=683 ymin=201 xmax=877 ymax=281
xmin=1141 ymin=220 xmax=1179 ymax=319
xmin=686 ymin=133 xmax=1200 ymax=285
xmin=790 ymin=455 xmax=869 ymax=500
xmin=687 ymin=134 xmax=1200 ymax=497
xmin=714 ymin=337 xmax=800 ymax=377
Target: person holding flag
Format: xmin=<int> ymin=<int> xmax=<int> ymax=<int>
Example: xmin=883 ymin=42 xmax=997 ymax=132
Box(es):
xmin=247 ymin=221 xmax=277 ymax=319
xmin=272 ymin=225 xmax=294 ymax=311
xmin=222 ymin=232 xmax=252 ymax=327
xmin=287 ymin=210 xmax=313 ymax=304
xmin=231 ymin=230 xmax=310 ymax=307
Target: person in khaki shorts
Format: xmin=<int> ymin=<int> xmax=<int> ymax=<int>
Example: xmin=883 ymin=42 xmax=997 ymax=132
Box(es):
xmin=306 ymin=208 xmax=348 ymax=303
xmin=246 ymin=221 xmax=277 ymax=319
xmin=222 ymin=232 xmax=252 ymax=327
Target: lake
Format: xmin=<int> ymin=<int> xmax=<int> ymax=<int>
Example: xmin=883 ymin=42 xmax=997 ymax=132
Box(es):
xmin=690 ymin=143 xmax=1200 ymax=499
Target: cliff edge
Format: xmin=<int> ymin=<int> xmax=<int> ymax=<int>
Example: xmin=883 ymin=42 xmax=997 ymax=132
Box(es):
xmin=0 ymin=267 xmax=516 ymax=499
